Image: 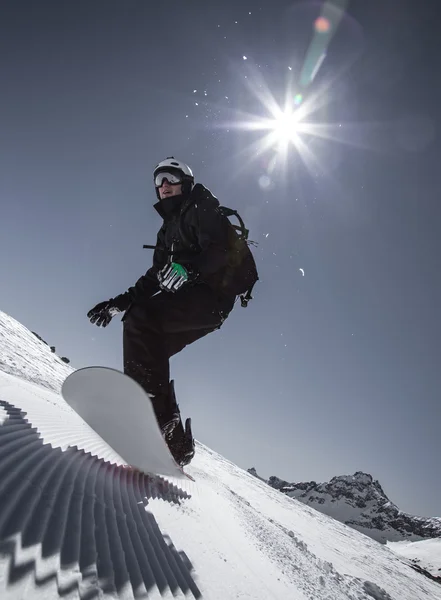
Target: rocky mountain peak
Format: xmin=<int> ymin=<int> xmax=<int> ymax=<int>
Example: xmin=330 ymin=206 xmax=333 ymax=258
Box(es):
xmin=249 ymin=469 xmax=441 ymax=544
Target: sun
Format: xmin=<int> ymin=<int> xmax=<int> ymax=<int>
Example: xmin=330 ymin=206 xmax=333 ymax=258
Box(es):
xmin=218 ymin=95 xmax=317 ymax=178
xmin=215 ymin=57 xmax=364 ymax=182
xmin=270 ymin=109 xmax=301 ymax=144
xmin=216 ymin=64 xmax=322 ymax=173
xmin=216 ymin=67 xmax=352 ymax=181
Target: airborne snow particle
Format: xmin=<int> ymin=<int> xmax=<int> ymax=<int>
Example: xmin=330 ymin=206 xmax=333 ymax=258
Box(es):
xmin=299 ymin=268 xmax=305 ymax=276
xmin=243 ymin=56 xmax=247 ymax=60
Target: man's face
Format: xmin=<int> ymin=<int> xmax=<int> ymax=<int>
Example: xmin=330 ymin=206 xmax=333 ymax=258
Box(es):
xmin=158 ymin=179 xmax=183 ymax=200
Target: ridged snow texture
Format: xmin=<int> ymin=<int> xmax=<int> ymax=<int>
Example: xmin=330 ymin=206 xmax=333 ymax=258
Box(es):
xmin=0 ymin=400 xmax=201 ymax=598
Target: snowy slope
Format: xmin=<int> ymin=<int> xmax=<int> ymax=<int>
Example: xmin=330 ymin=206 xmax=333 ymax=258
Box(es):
xmin=388 ymin=538 xmax=441 ymax=581
xmin=1 ymin=309 xmax=441 ymax=600
xmin=0 ymin=312 xmax=73 ymax=392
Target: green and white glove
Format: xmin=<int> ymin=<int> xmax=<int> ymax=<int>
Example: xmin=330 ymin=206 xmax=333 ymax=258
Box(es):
xmin=158 ymin=262 xmax=189 ymax=293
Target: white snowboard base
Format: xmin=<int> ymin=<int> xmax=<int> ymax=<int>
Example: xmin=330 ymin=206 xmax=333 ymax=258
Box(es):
xmin=62 ymin=366 xmax=188 ymax=479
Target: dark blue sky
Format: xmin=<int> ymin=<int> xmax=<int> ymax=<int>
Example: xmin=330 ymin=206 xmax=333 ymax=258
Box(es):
xmin=1 ymin=0 xmax=440 ymax=517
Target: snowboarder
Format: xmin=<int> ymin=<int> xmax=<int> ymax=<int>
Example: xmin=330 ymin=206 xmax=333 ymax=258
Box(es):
xmin=87 ymin=157 xmax=258 ymax=466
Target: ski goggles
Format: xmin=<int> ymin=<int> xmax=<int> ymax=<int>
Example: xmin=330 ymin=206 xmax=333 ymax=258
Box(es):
xmin=154 ymin=170 xmax=183 ymax=187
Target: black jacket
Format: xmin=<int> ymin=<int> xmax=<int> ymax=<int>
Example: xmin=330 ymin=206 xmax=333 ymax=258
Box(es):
xmin=124 ymin=184 xmax=237 ymax=305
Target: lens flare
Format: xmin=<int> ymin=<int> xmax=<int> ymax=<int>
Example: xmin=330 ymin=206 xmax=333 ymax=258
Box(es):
xmin=300 ymin=1 xmax=349 ymax=86
xmin=314 ymin=16 xmax=331 ymax=33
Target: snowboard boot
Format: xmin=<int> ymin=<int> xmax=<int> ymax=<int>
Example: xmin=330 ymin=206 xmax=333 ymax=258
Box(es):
xmin=167 ymin=417 xmax=195 ymax=467
xmin=154 ymin=380 xmax=181 ymax=442
xmin=153 ymin=380 xmax=195 ymax=466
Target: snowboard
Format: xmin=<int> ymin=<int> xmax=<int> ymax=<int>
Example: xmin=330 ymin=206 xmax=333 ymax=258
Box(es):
xmin=62 ymin=366 xmax=191 ymax=480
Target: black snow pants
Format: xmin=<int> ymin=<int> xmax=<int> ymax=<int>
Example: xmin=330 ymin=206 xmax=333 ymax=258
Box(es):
xmin=123 ymin=283 xmax=235 ymax=421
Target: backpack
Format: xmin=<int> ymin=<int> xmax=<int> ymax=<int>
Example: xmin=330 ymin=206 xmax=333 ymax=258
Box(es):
xmin=143 ymin=204 xmax=259 ymax=306
xmin=216 ymin=206 xmax=259 ymax=306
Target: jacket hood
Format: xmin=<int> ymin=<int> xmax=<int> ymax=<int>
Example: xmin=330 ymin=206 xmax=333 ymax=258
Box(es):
xmin=182 ymin=183 xmax=220 ymax=213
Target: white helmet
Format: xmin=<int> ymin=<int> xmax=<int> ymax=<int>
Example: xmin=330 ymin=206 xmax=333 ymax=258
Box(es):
xmin=153 ymin=157 xmax=194 ymax=199
xmin=153 ymin=157 xmax=194 ymax=179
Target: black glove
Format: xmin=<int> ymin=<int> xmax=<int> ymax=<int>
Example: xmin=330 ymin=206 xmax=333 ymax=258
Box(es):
xmin=87 ymin=293 xmax=130 ymax=327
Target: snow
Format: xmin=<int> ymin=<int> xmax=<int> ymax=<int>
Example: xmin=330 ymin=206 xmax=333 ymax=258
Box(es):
xmin=0 ymin=309 xmax=440 ymax=599
xmin=388 ymin=538 xmax=441 ymax=579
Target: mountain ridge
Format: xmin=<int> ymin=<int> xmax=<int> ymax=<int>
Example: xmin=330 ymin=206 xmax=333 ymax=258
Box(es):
xmin=248 ymin=469 xmax=441 ymax=544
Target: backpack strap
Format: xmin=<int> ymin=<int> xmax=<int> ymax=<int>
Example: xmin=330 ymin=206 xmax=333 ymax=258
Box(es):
xmin=240 ymin=281 xmax=256 ymax=307
xmin=218 ymin=206 xmax=249 ymax=240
